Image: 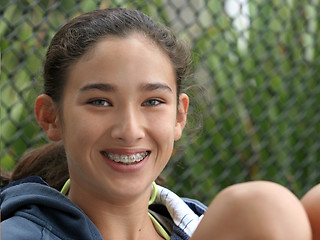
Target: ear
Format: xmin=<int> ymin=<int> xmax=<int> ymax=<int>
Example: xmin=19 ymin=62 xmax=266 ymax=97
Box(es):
xmin=174 ymin=93 xmax=189 ymax=141
xmin=34 ymin=94 xmax=62 ymax=141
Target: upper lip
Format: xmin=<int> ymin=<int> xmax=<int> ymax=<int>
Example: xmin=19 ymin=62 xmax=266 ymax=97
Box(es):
xmin=101 ymin=148 xmax=150 ymax=155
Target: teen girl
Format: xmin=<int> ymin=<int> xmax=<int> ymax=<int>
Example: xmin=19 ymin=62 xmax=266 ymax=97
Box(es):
xmin=1 ymin=8 xmax=319 ymax=240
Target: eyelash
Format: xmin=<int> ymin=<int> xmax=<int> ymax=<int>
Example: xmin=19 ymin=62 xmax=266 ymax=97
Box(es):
xmin=87 ymin=98 xmax=164 ymax=107
xmin=142 ymin=98 xmax=165 ymax=106
xmin=88 ymin=99 xmax=112 ymax=106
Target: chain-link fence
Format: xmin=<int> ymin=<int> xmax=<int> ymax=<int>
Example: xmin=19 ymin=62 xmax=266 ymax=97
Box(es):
xmin=1 ymin=0 xmax=320 ymax=205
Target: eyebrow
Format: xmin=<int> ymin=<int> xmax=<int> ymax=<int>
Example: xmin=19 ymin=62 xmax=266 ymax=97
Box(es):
xmin=79 ymin=83 xmax=116 ymax=92
xmin=79 ymin=82 xmax=173 ymax=93
xmin=141 ymin=83 xmax=173 ymax=93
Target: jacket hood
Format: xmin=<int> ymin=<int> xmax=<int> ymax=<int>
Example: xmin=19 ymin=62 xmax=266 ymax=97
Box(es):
xmin=1 ymin=176 xmax=206 ymax=240
xmin=1 ymin=176 xmax=103 ymax=239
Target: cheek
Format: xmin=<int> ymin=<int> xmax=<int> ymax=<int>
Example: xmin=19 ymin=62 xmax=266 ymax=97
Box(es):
xmin=148 ymin=111 xmax=177 ymax=149
xmin=61 ymin=110 xmax=105 ymax=153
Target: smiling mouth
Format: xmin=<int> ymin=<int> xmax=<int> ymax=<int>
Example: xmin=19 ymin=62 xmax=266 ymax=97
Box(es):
xmin=102 ymin=151 xmax=150 ymax=165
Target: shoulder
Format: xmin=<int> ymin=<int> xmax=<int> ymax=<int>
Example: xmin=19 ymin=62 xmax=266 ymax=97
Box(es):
xmin=1 ymin=177 xmax=67 ymax=239
xmin=1 ymin=216 xmax=62 ymax=240
xmin=1 ymin=176 xmax=103 ymax=240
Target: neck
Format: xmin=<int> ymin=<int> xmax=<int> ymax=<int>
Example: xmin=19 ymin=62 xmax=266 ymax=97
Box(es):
xmin=68 ymin=182 xmax=163 ymax=240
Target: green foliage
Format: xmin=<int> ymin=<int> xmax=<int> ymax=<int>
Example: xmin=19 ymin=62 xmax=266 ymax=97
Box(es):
xmin=1 ymin=0 xmax=319 ymax=205
xmin=165 ymin=0 xmax=320 ymax=204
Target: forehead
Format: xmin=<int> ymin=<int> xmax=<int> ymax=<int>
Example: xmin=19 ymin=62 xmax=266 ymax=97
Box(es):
xmin=66 ymin=34 xmax=177 ymax=93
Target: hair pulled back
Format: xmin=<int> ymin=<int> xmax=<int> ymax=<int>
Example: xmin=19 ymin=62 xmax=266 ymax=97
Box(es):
xmin=2 ymin=142 xmax=165 ymax=189
xmin=1 ymin=142 xmax=69 ymax=190
xmin=1 ymin=9 xmax=189 ymax=189
xmin=44 ymin=8 xmax=192 ymax=104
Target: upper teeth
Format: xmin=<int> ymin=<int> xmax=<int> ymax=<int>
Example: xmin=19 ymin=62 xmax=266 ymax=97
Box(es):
xmin=105 ymin=152 xmax=148 ymax=164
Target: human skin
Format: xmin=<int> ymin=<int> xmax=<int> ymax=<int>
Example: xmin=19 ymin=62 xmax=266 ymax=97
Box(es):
xmin=302 ymin=184 xmax=320 ymax=240
xmin=35 ymin=33 xmax=189 ymax=240
xmin=33 ymin=27 xmax=316 ymax=240
xmin=190 ymin=181 xmax=312 ymax=240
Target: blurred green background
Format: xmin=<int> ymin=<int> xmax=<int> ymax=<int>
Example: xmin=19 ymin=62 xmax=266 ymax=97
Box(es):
xmin=1 ymin=0 xmax=319 ymax=205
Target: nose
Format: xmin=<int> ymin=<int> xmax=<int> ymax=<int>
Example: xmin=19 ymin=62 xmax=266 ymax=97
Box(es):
xmin=110 ymin=106 xmax=145 ymax=144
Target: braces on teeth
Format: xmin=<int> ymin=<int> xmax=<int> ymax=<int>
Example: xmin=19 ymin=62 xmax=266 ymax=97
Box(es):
xmin=106 ymin=152 xmax=148 ymax=164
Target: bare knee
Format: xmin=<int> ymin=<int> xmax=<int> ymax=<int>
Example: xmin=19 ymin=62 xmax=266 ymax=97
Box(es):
xmin=302 ymin=184 xmax=320 ymax=240
xmin=192 ymin=181 xmax=311 ymax=240
xmin=220 ymin=181 xmax=310 ymax=239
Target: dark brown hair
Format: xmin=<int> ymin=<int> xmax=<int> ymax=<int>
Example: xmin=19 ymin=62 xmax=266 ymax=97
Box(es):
xmin=44 ymin=8 xmax=192 ymax=105
xmin=2 ymin=142 xmax=165 ymax=190
xmin=2 ymin=8 xmax=191 ymax=189
xmin=9 ymin=142 xmax=68 ymax=190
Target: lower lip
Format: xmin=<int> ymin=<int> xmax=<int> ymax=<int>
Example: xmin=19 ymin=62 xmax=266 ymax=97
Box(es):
xmin=102 ymin=153 xmax=149 ymax=173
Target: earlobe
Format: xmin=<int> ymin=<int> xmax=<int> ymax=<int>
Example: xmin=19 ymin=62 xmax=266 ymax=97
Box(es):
xmin=35 ymin=94 xmax=62 ymax=141
xmin=174 ymin=93 xmax=189 ymax=141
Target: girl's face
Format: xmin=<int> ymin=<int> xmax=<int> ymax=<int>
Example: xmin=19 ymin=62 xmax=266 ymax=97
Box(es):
xmin=48 ymin=34 xmax=188 ymax=201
